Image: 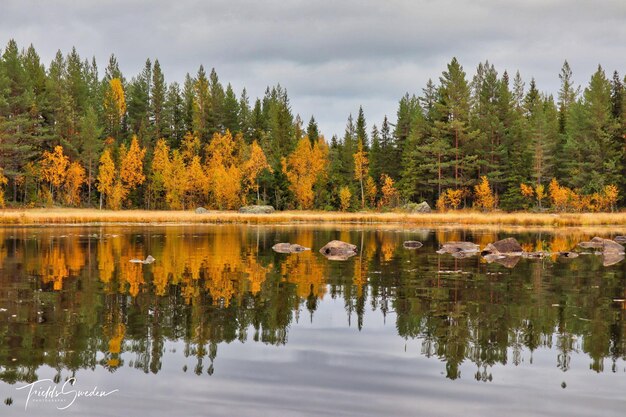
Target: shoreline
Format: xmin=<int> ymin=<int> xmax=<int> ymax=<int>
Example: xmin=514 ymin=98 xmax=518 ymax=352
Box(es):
xmin=2 ymin=208 xmax=626 ymax=228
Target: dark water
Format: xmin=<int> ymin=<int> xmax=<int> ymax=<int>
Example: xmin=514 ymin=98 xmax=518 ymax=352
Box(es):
xmin=0 ymin=225 xmax=625 ymax=416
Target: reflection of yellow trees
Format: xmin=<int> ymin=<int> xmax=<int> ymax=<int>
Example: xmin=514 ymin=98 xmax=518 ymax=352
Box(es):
xmin=279 ymin=230 xmax=327 ymax=299
xmin=94 ymin=227 xmax=271 ymax=306
xmin=105 ymin=323 xmax=126 ymax=368
xmin=30 ymin=235 xmax=86 ymax=291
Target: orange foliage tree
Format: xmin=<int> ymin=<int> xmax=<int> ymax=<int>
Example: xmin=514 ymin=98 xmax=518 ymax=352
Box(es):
xmin=365 ymin=176 xmax=377 ymax=208
xmin=97 ymin=148 xmax=116 ymax=209
xmin=40 ymin=145 xmax=69 ymax=201
xmin=353 ymin=139 xmax=368 ymax=208
xmin=603 ymin=184 xmax=619 ymax=212
xmin=103 ymin=78 xmax=126 ymax=136
xmin=164 ymin=150 xmax=188 ymax=209
xmin=120 ymin=135 xmax=147 ymax=194
xmin=379 ymin=174 xmax=399 ymax=208
xmin=282 ymin=137 xmax=329 ymax=209
xmin=0 ymin=167 xmax=7 ymax=208
xmin=63 ymin=162 xmax=86 ymax=206
xmin=473 ymin=176 xmax=495 ymax=211
xmin=339 ymin=186 xmax=352 ymax=211
xmin=206 ymin=130 xmax=243 ymax=209
xmin=242 ymin=140 xmax=272 ymax=205
xmin=437 ymin=188 xmax=463 ymax=211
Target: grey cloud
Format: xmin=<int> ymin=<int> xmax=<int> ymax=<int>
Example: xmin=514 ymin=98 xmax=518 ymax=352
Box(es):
xmin=1 ymin=0 xmax=626 ymax=137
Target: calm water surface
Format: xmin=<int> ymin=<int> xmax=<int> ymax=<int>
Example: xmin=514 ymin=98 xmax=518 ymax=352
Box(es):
xmin=0 ymin=225 xmax=624 ymax=416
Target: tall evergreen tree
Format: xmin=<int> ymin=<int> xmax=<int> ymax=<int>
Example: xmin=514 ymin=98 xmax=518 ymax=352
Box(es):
xmin=151 ymin=59 xmax=166 ymax=142
xmin=307 ymin=116 xmax=319 ymax=145
xmin=222 ymin=83 xmax=240 ymax=134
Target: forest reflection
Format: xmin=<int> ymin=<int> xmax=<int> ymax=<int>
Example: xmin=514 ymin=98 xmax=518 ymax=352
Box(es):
xmin=0 ymin=226 xmax=625 ymax=384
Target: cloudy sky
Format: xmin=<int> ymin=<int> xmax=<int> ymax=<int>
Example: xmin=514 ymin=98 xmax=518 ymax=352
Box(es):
xmin=2 ymin=0 xmax=626 ymax=137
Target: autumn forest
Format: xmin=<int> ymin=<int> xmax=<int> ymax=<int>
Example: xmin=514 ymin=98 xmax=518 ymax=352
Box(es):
xmin=1 ymin=40 xmax=626 ymax=212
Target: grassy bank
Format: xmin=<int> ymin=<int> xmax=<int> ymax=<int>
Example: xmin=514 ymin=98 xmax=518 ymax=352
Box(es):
xmin=2 ymin=208 xmax=626 ymax=227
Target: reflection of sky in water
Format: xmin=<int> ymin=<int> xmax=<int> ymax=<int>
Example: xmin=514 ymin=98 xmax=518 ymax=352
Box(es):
xmin=0 ymin=226 xmax=626 ymax=416
xmin=2 ymin=293 xmax=625 ymax=416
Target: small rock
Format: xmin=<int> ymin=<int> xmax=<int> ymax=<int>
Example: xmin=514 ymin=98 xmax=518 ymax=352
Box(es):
xmin=238 ymin=205 xmax=275 ymax=214
xmin=483 ymin=253 xmax=521 ymax=268
xmin=578 ymin=237 xmax=624 ymax=254
xmin=482 ymin=237 xmax=523 ymax=255
xmin=614 ymin=235 xmax=626 ymax=244
xmin=319 ymin=240 xmax=358 ymax=261
xmin=195 ymin=207 xmax=209 ymax=214
xmin=130 ymin=255 xmax=156 ymax=264
xmin=402 ymin=202 xmax=432 ymax=213
xmin=403 ymin=241 xmax=423 ymax=249
xmin=436 ymin=242 xmax=480 ymax=258
xmin=557 ymin=251 xmax=579 ymax=259
xmin=272 ymin=243 xmax=310 ymax=253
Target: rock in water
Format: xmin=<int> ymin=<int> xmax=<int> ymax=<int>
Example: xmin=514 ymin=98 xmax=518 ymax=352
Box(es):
xmin=483 ymin=253 xmax=521 ymax=268
xmin=578 ymin=237 xmax=625 ymax=253
xmin=436 ymin=242 xmax=480 ymax=258
xmin=195 ymin=207 xmax=208 ymax=214
xmin=614 ymin=235 xmax=626 ymax=244
xmin=319 ymin=240 xmax=358 ymax=261
xmin=603 ymin=252 xmax=625 ymax=267
xmin=482 ymin=237 xmax=523 ymax=255
xmin=272 ymin=243 xmax=310 ymax=253
xmin=403 ymin=241 xmax=423 ymax=249
xmin=238 ymin=205 xmax=275 ymax=214
xmin=130 ymin=255 xmax=156 ymax=264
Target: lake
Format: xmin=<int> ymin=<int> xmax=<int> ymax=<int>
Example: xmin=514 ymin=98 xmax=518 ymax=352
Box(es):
xmin=0 ymin=225 xmax=624 ymax=416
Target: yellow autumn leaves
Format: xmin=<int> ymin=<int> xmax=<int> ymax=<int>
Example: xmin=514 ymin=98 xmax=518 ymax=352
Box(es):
xmin=520 ymin=178 xmax=619 ymax=212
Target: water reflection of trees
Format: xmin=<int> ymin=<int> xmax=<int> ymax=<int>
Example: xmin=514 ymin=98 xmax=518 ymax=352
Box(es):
xmin=0 ymin=227 xmax=624 ymax=383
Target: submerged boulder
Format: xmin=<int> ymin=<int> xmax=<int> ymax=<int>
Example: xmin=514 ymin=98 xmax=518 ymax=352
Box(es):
xmin=483 ymin=253 xmax=521 ymax=268
xmin=436 ymin=241 xmax=480 ymax=258
xmin=319 ymin=240 xmax=358 ymax=261
xmin=238 ymin=205 xmax=275 ymax=214
xmin=272 ymin=243 xmax=310 ymax=254
xmin=614 ymin=235 xmax=626 ymax=244
xmin=481 ymin=237 xmax=523 ymax=255
xmin=578 ymin=237 xmax=625 ymax=253
xmin=403 ymin=241 xmax=423 ymax=249
xmin=603 ymin=252 xmax=625 ymax=267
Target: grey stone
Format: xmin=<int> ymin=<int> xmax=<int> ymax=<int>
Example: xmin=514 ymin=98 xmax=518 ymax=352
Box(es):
xmin=482 ymin=237 xmax=523 ymax=255
xmin=272 ymin=243 xmax=310 ymax=254
xmin=614 ymin=235 xmax=626 ymax=244
xmin=195 ymin=207 xmax=208 ymax=214
xmin=403 ymin=241 xmax=423 ymax=249
xmin=238 ymin=205 xmax=275 ymax=214
xmin=319 ymin=240 xmax=358 ymax=261
xmin=130 ymin=255 xmax=156 ymax=264
xmin=578 ymin=237 xmax=625 ymax=254
xmin=436 ymin=241 xmax=480 ymax=257
xmin=402 ymin=202 xmax=432 ymax=213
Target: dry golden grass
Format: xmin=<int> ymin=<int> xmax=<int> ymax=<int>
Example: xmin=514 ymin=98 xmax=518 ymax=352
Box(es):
xmin=2 ymin=208 xmax=626 ymax=228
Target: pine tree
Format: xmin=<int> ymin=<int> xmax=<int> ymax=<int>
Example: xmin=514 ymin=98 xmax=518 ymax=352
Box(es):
xmin=77 ymin=106 xmax=103 ymax=205
xmin=436 ymin=57 xmax=479 ymax=189
xmin=222 ymin=83 xmax=240 ymax=134
xmin=192 ymin=66 xmax=211 ymax=142
xmin=151 ymin=59 xmax=166 ymax=142
xmin=355 ymin=106 xmax=368 ymax=148
xmin=307 ymin=116 xmax=319 ymax=145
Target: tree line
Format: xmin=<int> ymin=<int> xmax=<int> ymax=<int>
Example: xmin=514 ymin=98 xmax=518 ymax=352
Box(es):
xmin=0 ymin=39 xmax=624 ymax=211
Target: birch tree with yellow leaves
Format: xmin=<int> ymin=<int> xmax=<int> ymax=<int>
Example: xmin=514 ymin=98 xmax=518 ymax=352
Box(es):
xmin=282 ymin=137 xmax=328 ymax=209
